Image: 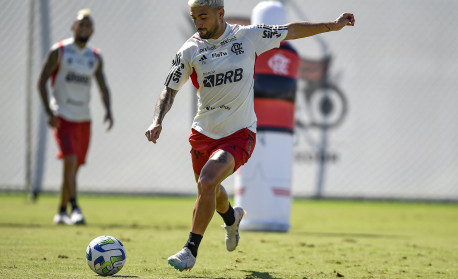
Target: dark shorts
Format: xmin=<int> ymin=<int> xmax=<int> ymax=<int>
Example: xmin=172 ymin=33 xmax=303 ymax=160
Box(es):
xmin=189 ymin=128 xmax=256 ymax=176
xmin=53 ymin=117 xmax=91 ymax=166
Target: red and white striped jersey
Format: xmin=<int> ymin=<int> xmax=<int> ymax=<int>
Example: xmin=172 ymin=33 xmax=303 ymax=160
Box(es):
xmin=50 ymin=38 xmax=100 ymax=122
xmin=165 ymin=23 xmax=288 ymax=139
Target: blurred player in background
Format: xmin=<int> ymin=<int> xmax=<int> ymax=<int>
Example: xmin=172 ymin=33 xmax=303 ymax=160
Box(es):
xmin=235 ymin=0 xmax=299 ymax=232
xmin=145 ymin=0 xmax=354 ymax=272
xmin=37 ymin=9 xmax=113 ymax=225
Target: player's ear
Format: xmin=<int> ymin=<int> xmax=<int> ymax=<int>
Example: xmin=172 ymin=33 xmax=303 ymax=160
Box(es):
xmin=218 ymin=7 xmax=225 ymax=20
xmin=71 ymin=20 xmax=76 ymax=32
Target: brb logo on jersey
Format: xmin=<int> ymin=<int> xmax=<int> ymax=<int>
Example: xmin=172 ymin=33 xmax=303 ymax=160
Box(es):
xmin=203 ymin=68 xmax=243 ymax=88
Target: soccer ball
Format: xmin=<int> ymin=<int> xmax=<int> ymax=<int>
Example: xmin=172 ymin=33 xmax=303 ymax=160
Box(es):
xmin=86 ymin=235 xmax=126 ymax=276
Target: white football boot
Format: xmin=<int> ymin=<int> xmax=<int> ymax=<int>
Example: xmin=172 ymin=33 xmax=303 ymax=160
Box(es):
xmin=71 ymin=208 xmax=86 ymax=225
xmin=223 ymin=206 xmax=245 ymax=251
xmin=53 ymin=212 xmax=72 ymax=225
xmin=167 ymin=247 xmax=196 ymax=272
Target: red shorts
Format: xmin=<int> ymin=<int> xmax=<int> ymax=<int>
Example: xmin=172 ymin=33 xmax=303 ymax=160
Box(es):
xmin=53 ymin=117 xmax=91 ymax=166
xmin=189 ymin=128 xmax=256 ymax=176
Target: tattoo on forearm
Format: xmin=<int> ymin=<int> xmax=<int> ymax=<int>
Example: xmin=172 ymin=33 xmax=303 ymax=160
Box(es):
xmin=154 ymin=88 xmax=177 ymax=124
xmin=325 ymin=24 xmax=331 ymax=32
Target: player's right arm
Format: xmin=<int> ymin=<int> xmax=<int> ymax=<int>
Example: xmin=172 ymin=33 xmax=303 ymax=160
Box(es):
xmin=37 ymin=48 xmax=60 ymax=128
xmin=145 ymin=86 xmax=178 ymax=144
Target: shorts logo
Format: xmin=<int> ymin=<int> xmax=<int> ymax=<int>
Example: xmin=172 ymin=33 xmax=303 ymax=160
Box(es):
xmin=203 ymin=68 xmax=243 ymax=88
xmin=231 ymin=43 xmax=244 ymax=55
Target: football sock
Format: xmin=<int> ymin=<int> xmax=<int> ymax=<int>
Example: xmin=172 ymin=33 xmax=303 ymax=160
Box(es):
xmin=69 ymin=198 xmax=78 ymax=211
xmin=184 ymin=232 xmax=202 ymax=258
xmin=217 ymin=203 xmax=236 ymax=226
xmin=59 ymin=206 xmax=67 ymax=214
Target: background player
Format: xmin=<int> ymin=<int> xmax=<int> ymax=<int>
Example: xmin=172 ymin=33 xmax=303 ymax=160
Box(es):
xmin=145 ymin=0 xmax=354 ymax=272
xmin=37 ymin=9 xmax=113 ymax=225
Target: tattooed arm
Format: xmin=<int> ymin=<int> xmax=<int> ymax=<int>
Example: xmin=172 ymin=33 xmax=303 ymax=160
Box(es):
xmin=285 ymin=13 xmax=355 ymax=40
xmin=145 ymin=86 xmax=178 ymax=144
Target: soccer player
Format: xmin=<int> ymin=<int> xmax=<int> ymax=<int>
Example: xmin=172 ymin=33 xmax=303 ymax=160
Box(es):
xmin=145 ymin=0 xmax=354 ymax=271
xmin=37 ymin=9 xmax=113 ymax=225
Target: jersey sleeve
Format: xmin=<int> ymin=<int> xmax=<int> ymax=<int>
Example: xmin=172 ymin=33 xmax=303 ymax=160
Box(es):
xmin=246 ymin=24 xmax=289 ymax=56
xmin=163 ymin=46 xmax=192 ymax=91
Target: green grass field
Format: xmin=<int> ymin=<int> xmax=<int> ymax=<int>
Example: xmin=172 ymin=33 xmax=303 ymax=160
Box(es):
xmin=0 ymin=194 xmax=457 ymax=279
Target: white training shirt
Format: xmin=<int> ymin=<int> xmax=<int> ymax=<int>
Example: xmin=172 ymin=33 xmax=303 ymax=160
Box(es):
xmin=50 ymin=37 xmax=100 ymax=122
xmin=165 ymin=23 xmax=288 ymax=139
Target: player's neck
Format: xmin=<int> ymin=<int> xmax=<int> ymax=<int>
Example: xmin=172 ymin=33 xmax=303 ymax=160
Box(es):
xmin=74 ymin=41 xmax=87 ymax=49
xmin=73 ymin=37 xmax=89 ymax=49
xmin=212 ymin=21 xmax=227 ymax=40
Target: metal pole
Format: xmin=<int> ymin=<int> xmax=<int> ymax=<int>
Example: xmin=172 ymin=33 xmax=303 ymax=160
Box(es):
xmin=26 ymin=0 xmax=35 ymax=198
xmin=32 ymin=0 xmax=51 ymax=198
xmin=284 ymin=0 xmax=330 ymax=198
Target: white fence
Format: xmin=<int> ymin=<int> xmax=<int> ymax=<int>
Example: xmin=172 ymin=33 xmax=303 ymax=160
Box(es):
xmin=1 ymin=0 xmax=457 ymax=200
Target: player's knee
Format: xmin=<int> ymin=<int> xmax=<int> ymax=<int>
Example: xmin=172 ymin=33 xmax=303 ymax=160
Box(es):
xmin=198 ymin=175 xmax=218 ymax=194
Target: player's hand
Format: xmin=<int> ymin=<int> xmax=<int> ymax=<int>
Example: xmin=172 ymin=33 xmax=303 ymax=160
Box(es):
xmin=334 ymin=13 xmax=355 ymax=30
xmin=145 ymin=123 xmax=162 ymax=144
xmin=47 ymin=115 xmax=60 ymax=129
xmin=104 ymin=112 xmax=114 ymax=131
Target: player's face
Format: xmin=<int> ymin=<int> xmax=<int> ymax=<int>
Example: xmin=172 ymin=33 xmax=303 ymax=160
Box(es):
xmin=72 ymin=17 xmax=94 ymax=44
xmin=190 ymin=5 xmax=224 ymax=39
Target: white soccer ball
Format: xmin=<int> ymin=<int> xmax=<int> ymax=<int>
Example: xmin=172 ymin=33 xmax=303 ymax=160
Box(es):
xmin=86 ymin=235 xmax=126 ymax=276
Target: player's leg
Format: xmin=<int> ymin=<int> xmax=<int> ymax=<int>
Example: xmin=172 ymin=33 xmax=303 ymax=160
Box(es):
xmin=70 ymin=121 xmax=90 ymax=224
xmin=168 ymin=149 xmax=234 ymax=272
xmin=52 ymin=118 xmax=75 ymax=225
xmin=192 ymin=149 xmax=235 ymax=234
xmin=53 ymin=155 xmax=77 ymax=225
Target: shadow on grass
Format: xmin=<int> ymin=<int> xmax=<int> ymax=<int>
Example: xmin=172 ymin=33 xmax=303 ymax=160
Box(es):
xmin=0 ymin=222 xmax=187 ymax=231
xmin=294 ymin=231 xmax=406 ymax=239
xmin=241 ymin=270 xmax=281 ymax=279
xmin=244 ymin=230 xmax=405 ymax=239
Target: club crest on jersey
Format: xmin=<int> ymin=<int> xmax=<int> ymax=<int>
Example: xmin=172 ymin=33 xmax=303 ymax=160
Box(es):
xmin=203 ymin=68 xmax=243 ymax=88
xmin=231 ymin=43 xmax=244 ymax=55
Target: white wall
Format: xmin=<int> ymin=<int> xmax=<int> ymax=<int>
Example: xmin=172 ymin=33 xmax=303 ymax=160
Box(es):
xmin=0 ymin=0 xmax=457 ymax=200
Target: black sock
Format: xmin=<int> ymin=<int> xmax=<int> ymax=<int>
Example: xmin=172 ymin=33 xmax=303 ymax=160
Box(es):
xmin=59 ymin=206 xmax=67 ymax=214
xmin=184 ymin=232 xmax=202 ymax=258
xmin=69 ymin=198 xmax=78 ymax=211
xmin=217 ymin=203 xmax=235 ymax=226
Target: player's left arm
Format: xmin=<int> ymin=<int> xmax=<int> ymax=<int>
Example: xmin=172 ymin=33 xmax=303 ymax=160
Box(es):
xmin=285 ymin=13 xmax=355 ymax=40
xmin=94 ymin=54 xmax=114 ymax=131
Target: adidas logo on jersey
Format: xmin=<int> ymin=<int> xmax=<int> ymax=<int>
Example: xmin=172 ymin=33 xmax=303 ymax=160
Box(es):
xmin=203 ymin=68 xmax=243 ymax=88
